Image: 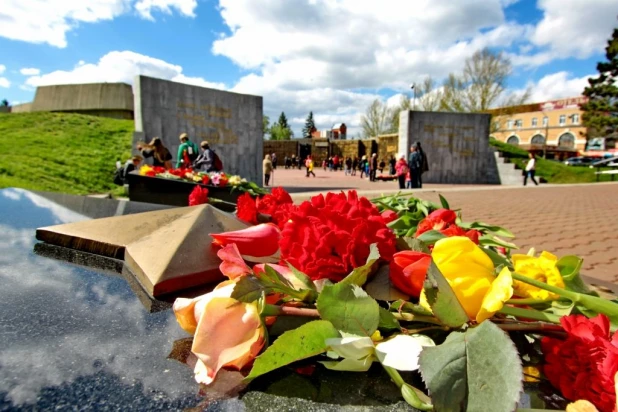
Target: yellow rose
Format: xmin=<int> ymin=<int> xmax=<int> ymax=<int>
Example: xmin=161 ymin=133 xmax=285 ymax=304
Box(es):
xmin=432 ymin=237 xmax=513 ymax=323
xmin=139 ymin=165 xmax=154 ymax=175
xmin=512 ymin=251 xmax=565 ymax=300
xmin=228 ymin=175 xmax=242 ymax=186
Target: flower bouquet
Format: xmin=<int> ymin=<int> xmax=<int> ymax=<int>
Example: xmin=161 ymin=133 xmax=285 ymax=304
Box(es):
xmin=171 ymin=189 xmax=618 ymax=412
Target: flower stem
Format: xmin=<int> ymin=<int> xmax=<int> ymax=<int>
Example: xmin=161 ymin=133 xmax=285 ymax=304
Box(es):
xmin=262 ymin=304 xmax=320 ymax=317
xmin=208 ymin=197 xmax=237 ymax=207
xmin=498 ymin=306 xmax=561 ymax=324
xmin=392 ymin=312 xmax=443 ymax=325
xmin=382 ymin=365 xmax=433 ymax=411
xmin=506 ymin=298 xmax=556 ymax=305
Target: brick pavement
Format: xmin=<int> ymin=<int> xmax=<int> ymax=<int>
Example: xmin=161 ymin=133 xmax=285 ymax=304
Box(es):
xmin=273 ymin=167 xmax=618 ymax=285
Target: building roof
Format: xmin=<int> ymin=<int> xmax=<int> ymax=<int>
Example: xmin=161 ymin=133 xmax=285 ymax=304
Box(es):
xmin=488 ymin=96 xmax=588 ymax=116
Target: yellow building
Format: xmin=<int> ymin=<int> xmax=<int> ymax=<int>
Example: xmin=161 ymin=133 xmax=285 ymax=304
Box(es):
xmin=491 ymin=97 xmax=588 ymax=152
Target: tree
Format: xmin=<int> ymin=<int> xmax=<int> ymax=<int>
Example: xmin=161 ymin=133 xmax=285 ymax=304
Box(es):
xmin=263 ymin=115 xmax=270 ymax=139
xmin=277 ymin=112 xmax=289 ymax=130
xmin=580 ymin=28 xmax=618 ymax=140
xmin=361 ymin=99 xmax=391 ymax=138
xmin=389 ymin=95 xmax=412 ymax=133
xmin=302 ymin=111 xmax=316 ymax=137
xmin=1 ymin=99 xmax=8 ymax=107
xmin=440 ymin=48 xmax=528 ymax=113
xmin=269 ymin=123 xmax=293 ymax=140
xmin=417 ymin=76 xmax=442 ymax=112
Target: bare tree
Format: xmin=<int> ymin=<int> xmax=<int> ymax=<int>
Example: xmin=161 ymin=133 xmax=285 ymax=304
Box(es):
xmin=389 ymin=95 xmax=412 ymax=133
xmin=417 ymin=76 xmax=442 ymax=111
xmin=440 ymin=48 xmax=529 ymax=113
xmin=361 ymin=99 xmax=392 ymax=138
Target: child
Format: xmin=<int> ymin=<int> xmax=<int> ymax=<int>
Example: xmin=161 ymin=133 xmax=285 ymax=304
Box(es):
xmin=405 ymin=172 xmax=412 ymax=189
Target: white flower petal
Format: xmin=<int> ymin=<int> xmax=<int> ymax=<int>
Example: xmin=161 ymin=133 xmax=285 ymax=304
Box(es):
xmin=375 ymin=334 xmax=435 ymax=371
xmin=325 ymin=336 xmax=375 ymax=360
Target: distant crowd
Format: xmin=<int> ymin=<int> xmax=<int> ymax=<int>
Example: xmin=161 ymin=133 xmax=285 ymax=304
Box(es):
xmin=263 ymin=141 xmax=429 ymax=189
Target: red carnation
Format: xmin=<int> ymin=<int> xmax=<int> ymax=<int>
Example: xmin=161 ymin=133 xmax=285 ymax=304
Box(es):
xmin=236 ymin=192 xmax=259 ymax=224
xmin=202 ymin=174 xmax=211 ymax=185
xmin=381 ymin=210 xmax=398 ymax=224
xmin=415 ymin=208 xmax=480 ymax=244
xmin=188 ymin=186 xmax=209 ymax=206
xmin=279 ymin=190 xmax=396 ymax=282
xmin=542 ymin=314 xmax=618 ymax=412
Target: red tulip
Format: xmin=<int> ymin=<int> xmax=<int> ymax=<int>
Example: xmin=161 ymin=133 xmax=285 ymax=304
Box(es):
xmin=211 ymin=223 xmax=280 ymax=259
xmin=389 ymin=250 xmax=431 ymax=297
xmin=381 ymin=210 xmax=398 ymax=224
xmin=427 ymin=208 xmax=457 ymax=225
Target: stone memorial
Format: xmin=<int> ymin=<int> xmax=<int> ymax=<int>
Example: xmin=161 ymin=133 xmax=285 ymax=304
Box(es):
xmin=133 ymin=75 xmax=263 ymax=183
xmin=398 ymin=111 xmax=500 ymax=184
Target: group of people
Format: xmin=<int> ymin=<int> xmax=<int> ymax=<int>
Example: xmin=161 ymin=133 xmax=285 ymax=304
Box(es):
xmin=115 ymin=133 xmax=220 ymax=185
xmin=394 ymin=142 xmax=429 ymax=189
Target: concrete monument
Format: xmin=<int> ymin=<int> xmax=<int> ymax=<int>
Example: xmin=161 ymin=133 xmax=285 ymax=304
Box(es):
xmin=133 ymin=75 xmax=263 ymax=183
xmin=398 ymin=111 xmax=500 ymax=184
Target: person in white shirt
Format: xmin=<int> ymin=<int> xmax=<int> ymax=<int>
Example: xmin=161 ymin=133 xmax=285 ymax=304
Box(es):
xmin=524 ymin=152 xmax=539 ymax=186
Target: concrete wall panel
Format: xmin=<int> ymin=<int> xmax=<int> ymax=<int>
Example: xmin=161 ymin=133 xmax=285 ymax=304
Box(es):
xmin=133 ymin=75 xmax=263 ymax=184
xmin=399 ymin=111 xmax=500 ymax=184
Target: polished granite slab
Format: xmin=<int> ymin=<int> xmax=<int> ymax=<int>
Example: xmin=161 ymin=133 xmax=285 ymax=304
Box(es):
xmin=3 ymin=187 xmax=596 ymax=411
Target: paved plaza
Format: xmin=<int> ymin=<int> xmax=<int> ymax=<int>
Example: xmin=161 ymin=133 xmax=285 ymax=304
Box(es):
xmin=273 ymin=168 xmax=618 ymax=285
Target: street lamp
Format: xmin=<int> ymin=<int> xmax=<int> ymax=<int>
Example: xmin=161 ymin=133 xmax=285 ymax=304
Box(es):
xmin=410 ymin=83 xmax=416 ymax=111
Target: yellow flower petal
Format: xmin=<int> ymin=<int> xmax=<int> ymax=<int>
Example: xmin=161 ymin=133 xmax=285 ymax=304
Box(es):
xmin=566 ymin=400 xmax=600 ymax=412
xmin=512 ymin=251 xmax=565 ymax=299
xmin=476 ymin=267 xmax=514 ymax=323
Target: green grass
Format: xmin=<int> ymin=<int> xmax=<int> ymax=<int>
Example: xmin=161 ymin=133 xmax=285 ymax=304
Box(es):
xmin=0 ymin=112 xmax=133 ymax=195
xmin=489 ymin=138 xmax=614 ymax=184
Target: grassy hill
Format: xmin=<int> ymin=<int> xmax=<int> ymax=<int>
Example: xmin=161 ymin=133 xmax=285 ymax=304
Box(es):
xmin=489 ymin=138 xmax=605 ymax=184
xmin=0 ymin=112 xmax=133 ymax=195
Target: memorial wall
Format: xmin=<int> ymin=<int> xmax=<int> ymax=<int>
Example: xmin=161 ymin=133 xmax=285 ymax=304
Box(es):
xmin=398 ymin=111 xmax=500 ymax=184
xmin=133 ymin=75 xmax=263 ymax=184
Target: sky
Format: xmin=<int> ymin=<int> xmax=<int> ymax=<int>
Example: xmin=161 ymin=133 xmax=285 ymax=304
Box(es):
xmin=0 ymin=0 xmax=616 ymax=137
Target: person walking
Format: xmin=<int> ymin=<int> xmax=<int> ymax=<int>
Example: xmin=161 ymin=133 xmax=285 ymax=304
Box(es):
xmin=389 ymin=155 xmax=396 ymax=175
xmin=176 ymin=133 xmax=199 ymax=168
xmin=408 ymin=144 xmax=422 ymax=188
xmin=369 ymin=153 xmax=378 ymax=182
xmin=352 ymin=157 xmax=358 ymax=176
xmin=415 ymin=141 xmax=429 ymax=188
xmin=271 ymin=153 xmax=278 ymax=169
xmin=263 ymin=154 xmax=273 ymax=186
xmin=359 ymin=155 xmax=367 ymax=179
xmin=395 ymin=153 xmax=409 ymax=189
xmin=523 ymin=152 xmax=539 ymax=186
xmin=305 ymin=155 xmax=316 ymax=177
xmin=345 ymin=156 xmax=352 ymax=176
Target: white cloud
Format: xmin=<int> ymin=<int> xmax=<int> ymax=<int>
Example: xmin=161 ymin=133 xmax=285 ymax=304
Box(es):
xmin=514 ymin=71 xmax=593 ymax=103
xmin=0 ymin=0 xmax=198 ymax=48
xmin=0 ymin=64 xmax=5 ymax=75
xmin=19 ymin=68 xmax=40 ymax=76
xmin=0 ymin=78 xmax=10 ymax=88
xmin=24 ymin=51 xmax=225 ymax=90
xmin=521 ymin=0 xmax=618 ymax=65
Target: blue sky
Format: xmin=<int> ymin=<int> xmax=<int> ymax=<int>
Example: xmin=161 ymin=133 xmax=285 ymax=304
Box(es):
xmin=0 ymin=0 xmax=616 ymax=136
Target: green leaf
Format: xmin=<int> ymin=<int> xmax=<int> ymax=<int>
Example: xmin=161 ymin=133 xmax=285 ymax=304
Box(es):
xmin=339 ymin=243 xmax=380 ymax=287
xmin=286 ymin=261 xmax=317 ymax=292
xmin=395 ymin=237 xmax=430 ymax=253
xmin=365 ymin=265 xmax=410 ymax=302
xmin=423 ymin=261 xmax=469 ymax=327
xmin=316 ymin=283 xmax=380 ymax=336
xmin=417 ymin=229 xmax=447 ymax=245
xmin=439 ymin=194 xmax=450 ymax=209
xmin=401 ymin=383 xmax=433 ymax=411
xmin=245 ymin=320 xmax=339 ymax=381
xmin=479 ymin=235 xmax=518 ymax=249
xmin=549 ymin=299 xmax=575 ymax=317
xmin=259 ymin=265 xmax=317 ymax=302
xmin=419 ymin=322 xmax=523 ymax=412
xmin=467 ymin=222 xmax=515 ymax=238
xmin=378 ymin=307 xmax=400 ymax=330
xmin=556 ymin=255 xmax=597 ymax=295
xmin=232 ymin=276 xmax=267 ymax=303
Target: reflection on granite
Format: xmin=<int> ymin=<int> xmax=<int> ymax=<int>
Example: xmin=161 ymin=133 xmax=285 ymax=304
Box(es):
xmin=0 ymin=189 xmax=199 ymax=410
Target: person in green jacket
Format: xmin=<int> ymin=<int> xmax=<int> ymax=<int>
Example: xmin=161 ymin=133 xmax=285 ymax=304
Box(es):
xmin=176 ymin=132 xmax=200 ymax=168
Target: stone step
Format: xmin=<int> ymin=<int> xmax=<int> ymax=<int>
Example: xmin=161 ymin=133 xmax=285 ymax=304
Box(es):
xmin=494 ymin=152 xmax=523 ymax=186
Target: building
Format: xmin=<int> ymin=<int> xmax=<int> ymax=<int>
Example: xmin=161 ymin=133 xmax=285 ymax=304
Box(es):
xmin=490 ymin=97 xmax=588 ymax=152
xmin=331 ymin=123 xmax=347 ymax=139
xmin=7 ymin=83 xmax=134 ymax=120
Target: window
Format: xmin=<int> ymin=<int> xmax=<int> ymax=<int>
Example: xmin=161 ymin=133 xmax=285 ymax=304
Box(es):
xmin=506 ymin=135 xmax=519 ymax=146
xmin=558 ymin=133 xmax=575 ymax=148
xmin=571 ymin=114 xmax=579 ymax=124
xmin=531 ymin=134 xmax=545 ymax=145
xmin=531 ymin=117 xmax=538 ymax=127
xmin=514 ymin=119 xmax=522 ymax=128
xmin=543 ymin=116 xmax=548 ymax=126
xmin=559 ymin=115 xmax=566 ymax=125
xmin=507 ymin=120 xmax=513 ymax=129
